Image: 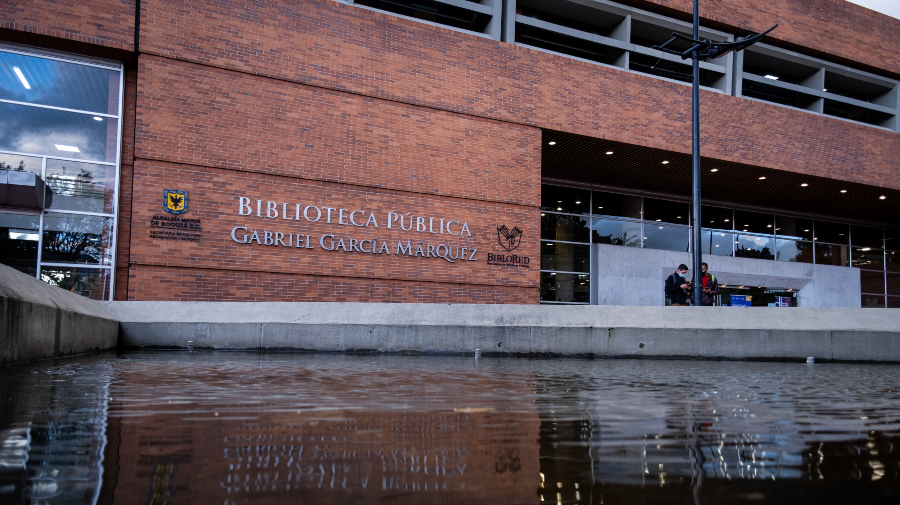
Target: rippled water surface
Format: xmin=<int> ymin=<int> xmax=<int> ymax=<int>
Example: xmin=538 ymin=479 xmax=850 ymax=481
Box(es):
xmin=1 ymin=352 xmax=899 ymax=504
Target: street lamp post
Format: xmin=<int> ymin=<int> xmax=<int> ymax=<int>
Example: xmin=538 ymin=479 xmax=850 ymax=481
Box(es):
xmin=653 ymin=5 xmax=776 ymax=306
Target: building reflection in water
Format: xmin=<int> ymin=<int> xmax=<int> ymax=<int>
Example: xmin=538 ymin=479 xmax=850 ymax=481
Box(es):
xmin=0 ymin=354 xmax=898 ymax=504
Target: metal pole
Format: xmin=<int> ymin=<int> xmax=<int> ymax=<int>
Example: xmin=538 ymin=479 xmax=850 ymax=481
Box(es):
xmin=691 ymin=0 xmax=703 ymax=307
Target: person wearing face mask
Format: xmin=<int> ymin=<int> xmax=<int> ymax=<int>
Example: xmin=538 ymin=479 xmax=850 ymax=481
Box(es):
xmin=665 ymin=264 xmax=691 ymax=306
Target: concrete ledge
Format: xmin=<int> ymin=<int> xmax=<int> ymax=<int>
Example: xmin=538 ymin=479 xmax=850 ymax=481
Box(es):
xmin=106 ymin=302 xmax=900 ymax=362
xmin=0 ymin=264 xmax=118 ymax=364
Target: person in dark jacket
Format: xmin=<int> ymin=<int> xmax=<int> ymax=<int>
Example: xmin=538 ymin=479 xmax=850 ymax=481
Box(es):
xmin=665 ymin=264 xmax=691 ymax=306
xmin=697 ymin=262 xmax=720 ymax=306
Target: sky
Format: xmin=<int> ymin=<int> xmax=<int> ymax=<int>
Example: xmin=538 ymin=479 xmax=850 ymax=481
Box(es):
xmin=847 ymin=0 xmax=900 ymax=19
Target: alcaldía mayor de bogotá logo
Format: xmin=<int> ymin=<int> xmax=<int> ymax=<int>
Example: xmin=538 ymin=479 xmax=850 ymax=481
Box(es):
xmin=163 ymin=188 xmax=189 ymax=215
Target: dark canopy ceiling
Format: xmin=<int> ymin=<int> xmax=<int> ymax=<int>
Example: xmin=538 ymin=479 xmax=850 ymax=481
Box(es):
xmin=542 ymin=130 xmax=899 ymax=225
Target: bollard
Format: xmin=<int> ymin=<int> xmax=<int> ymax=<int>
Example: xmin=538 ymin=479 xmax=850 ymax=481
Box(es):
xmin=474 ymin=348 xmax=481 ymax=358
xmin=187 ymin=341 xmax=194 ymax=352
xmin=806 ymin=357 xmax=814 ymax=364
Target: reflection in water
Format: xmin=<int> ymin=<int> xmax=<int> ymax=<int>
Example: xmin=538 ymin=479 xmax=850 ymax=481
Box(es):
xmin=0 ymin=353 xmax=898 ymax=504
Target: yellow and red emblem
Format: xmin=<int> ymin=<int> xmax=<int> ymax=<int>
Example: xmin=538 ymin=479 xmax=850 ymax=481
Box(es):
xmin=163 ymin=189 xmax=188 ymax=215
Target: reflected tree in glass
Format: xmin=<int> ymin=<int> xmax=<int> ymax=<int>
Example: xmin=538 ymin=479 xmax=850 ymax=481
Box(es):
xmin=41 ymin=214 xmax=113 ymax=265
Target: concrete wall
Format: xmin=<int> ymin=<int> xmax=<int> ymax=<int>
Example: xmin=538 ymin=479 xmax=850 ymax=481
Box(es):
xmin=0 ymin=264 xmax=118 ymax=364
xmin=591 ymin=243 xmax=861 ymax=307
xmin=107 ymin=301 xmax=900 ymax=362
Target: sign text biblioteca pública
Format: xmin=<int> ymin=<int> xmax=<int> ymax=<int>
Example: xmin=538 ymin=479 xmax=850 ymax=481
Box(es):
xmin=230 ymin=197 xmax=478 ymax=263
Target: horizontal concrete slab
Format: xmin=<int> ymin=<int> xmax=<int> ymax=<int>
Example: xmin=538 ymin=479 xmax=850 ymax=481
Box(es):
xmin=106 ymin=302 xmax=900 ymax=362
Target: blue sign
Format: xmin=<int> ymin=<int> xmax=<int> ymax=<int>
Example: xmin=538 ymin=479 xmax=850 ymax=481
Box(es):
xmin=730 ymin=295 xmax=752 ymax=307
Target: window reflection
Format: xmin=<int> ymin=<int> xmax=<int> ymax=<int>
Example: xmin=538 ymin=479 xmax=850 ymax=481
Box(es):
xmin=701 ymin=229 xmax=733 ymax=256
xmin=850 ymin=225 xmax=884 ymax=249
xmin=814 ymin=221 xmax=849 ymax=245
xmin=45 ymin=159 xmax=116 ymax=214
xmin=593 ymin=191 xmax=641 ymax=219
xmin=40 ymin=267 xmax=110 ymax=301
xmin=41 ymin=213 xmax=114 ymax=265
xmin=592 ymin=218 xmax=640 ymax=247
xmin=0 ymin=51 xmax=120 ymax=114
xmin=541 ymin=185 xmax=590 ymax=214
xmin=541 ymin=213 xmax=590 ymax=243
xmin=0 ymin=212 xmax=40 ymax=276
xmin=852 ymin=248 xmax=884 ymax=271
xmin=643 ymin=198 xmax=688 ymax=225
xmin=860 ymin=270 xmax=885 ymax=295
xmin=775 ymin=216 xmax=813 ymax=241
xmin=0 ymin=102 xmax=118 ymax=163
xmin=541 ymin=242 xmax=589 ymax=272
xmin=735 ymin=234 xmax=775 ymax=260
xmin=643 ymin=224 xmax=689 ymax=252
xmin=540 ymin=272 xmax=590 ymax=303
xmin=0 ymin=152 xmax=42 ymax=175
xmin=775 ymin=239 xmax=813 ymax=263
xmin=734 ymin=210 xmax=774 ymax=235
xmin=815 ymin=243 xmax=849 ymax=267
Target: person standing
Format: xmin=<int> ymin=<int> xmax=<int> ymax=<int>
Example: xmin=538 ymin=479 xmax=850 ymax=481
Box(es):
xmin=665 ymin=264 xmax=691 ymax=306
xmin=698 ymin=262 xmax=720 ymax=306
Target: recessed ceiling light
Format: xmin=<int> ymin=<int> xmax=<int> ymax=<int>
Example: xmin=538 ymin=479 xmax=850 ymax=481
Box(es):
xmin=54 ymin=144 xmax=80 ymax=152
xmin=767 ymin=224 xmax=772 ymax=227
xmin=804 ymin=229 xmax=809 ymax=232
xmin=546 ymin=243 xmax=553 ymax=246
xmin=540 ymin=213 xmax=545 ymax=216
xmin=861 ymin=247 xmax=871 ymax=251
xmin=661 ymin=161 xmax=670 ymax=164
xmin=598 ymin=206 xmax=603 ymax=209
xmin=548 ymin=141 xmax=556 ymax=145
xmin=575 ymin=201 xmax=581 ymax=204
xmin=93 ymin=116 xmax=103 ymax=121
xmin=558 ymin=200 xmax=562 ymax=203
xmin=724 ymin=219 xmax=730 ymax=222
xmin=758 ymin=176 xmax=766 ymax=180
xmin=556 ymin=207 xmax=562 ymax=211
xmin=710 ymin=168 xmax=718 ymax=172
xmin=12 ymin=67 xmax=30 ymax=89
xmin=840 ymin=190 xmax=847 ymax=193
xmin=801 ymin=183 xmax=808 ymax=187
xmin=880 ymin=196 xmax=886 ymax=200
xmin=677 ymin=216 xmax=681 ymax=218
xmin=606 ymin=151 xmax=614 ymax=155
xmin=656 ymin=219 xmax=661 ymax=222
xmin=764 ymin=75 xmax=779 ymax=80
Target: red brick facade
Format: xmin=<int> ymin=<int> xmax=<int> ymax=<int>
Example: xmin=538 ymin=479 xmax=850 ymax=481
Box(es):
xmin=2 ymin=0 xmax=899 ymax=302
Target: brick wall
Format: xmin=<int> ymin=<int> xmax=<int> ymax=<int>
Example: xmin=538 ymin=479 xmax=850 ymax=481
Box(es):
xmin=0 ymin=0 xmax=136 ymax=52
xmin=137 ymin=0 xmax=900 ymax=191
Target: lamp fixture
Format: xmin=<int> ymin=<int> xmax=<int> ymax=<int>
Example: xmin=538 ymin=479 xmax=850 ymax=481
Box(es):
xmin=575 ymin=201 xmax=581 ymax=204
xmin=801 ymin=183 xmax=808 ymax=187
xmin=661 ymin=161 xmax=670 ymax=164
xmin=710 ymin=168 xmax=718 ymax=172
xmin=880 ymin=196 xmax=886 ymax=200
xmin=764 ymin=74 xmax=779 ymax=80
xmin=605 ymin=151 xmax=614 ymax=155
xmin=840 ymin=190 xmax=847 ymax=193
xmin=556 ymin=207 xmax=562 ymax=211
xmin=548 ymin=141 xmax=556 ymax=145
xmin=13 ymin=67 xmax=30 ymax=89
xmin=758 ymin=176 xmax=766 ymax=180
xmin=54 ymin=144 xmax=80 ymax=152
xmin=93 ymin=116 xmax=103 ymax=121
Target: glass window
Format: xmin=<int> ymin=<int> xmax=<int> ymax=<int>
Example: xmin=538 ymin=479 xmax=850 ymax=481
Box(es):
xmin=541 ymin=242 xmax=589 ymax=273
xmin=735 ymin=234 xmax=775 ymax=260
xmin=815 ymin=243 xmax=849 ymax=267
xmin=885 ymin=228 xmax=899 ymax=251
xmin=0 ymin=51 xmax=120 ymax=114
xmin=44 ymin=159 xmax=116 ymax=214
xmin=0 ymin=102 xmax=118 ymax=163
xmin=814 ymin=220 xmax=849 ymax=245
xmin=734 ymin=209 xmax=774 ymax=236
xmin=775 ymin=238 xmax=813 ymax=263
xmin=888 ymin=296 xmax=900 ymax=309
xmin=0 ymin=152 xmax=42 ymax=175
xmin=541 ymin=212 xmax=590 ymax=243
xmin=860 ymin=270 xmax=885 ymax=295
xmin=41 ymin=213 xmax=114 ymax=265
xmin=0 ymin=212 xmax=40 ymax=276
xmin=887 ymin=250 xmax=900 ymax=273
xmin=39 ymin=266 xmax=111 ymax=301
xmin=887 ymin=273 xmax=900 ymax=297
xmin=850 ymin=225 xmax=884 ymax=249
xmin=643 ymin=198 xmax=688 ymax=225
xmin=775 ymin=215 xmax=813 ymax=241
xmin=862 ymin=294 xmax=885 ymax=308
xmin=593 ymin=191 xmax=641 ymax=219
xmin=852 ymin=248 xmax=884 ymax=271
xmin=541 ymin=185 xmax=590 ymax=214
xmin=643 ymin=224 xmax=689 ymax=252
xmin=701 ymin=229 xmax=733 ymax=256
xmin=592 ymin=218 xmax=641 ymax=247
xmin=540 ymin=272 xmax=590 ymax=303
xmin=701 ymin=205 xmax=733 ymax=231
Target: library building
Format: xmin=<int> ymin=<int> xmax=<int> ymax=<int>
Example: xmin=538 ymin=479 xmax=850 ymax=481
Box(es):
xmin=0 ymin=0 xmax=898 ymax=307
